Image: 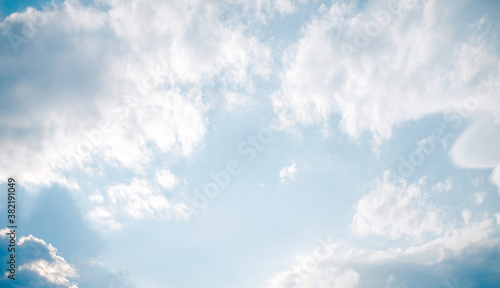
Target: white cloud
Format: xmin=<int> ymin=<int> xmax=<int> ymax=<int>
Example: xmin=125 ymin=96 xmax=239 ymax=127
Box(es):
xmin=432 ymin=177 xmax=453 ymax=193
xmin=272 ymin=0 xmax=500 ymax=150
xmin=20 ymin=259 xmax=78 ymax=287
xmin=0 ymin=228 xmax=10 ymax=238
xmin=450 ymin=121 xmax=500 ymax=192
xmin=351 ymin=172 xmax=443 ymax=240
xmin=156 ymin=169 xmax=179 ymax=190
xmin=267 ymin=266 xmax=359 ymax=288
xmin=490 ymin=163 xmax=500 ymax=194
xmin=267 ymin=214 xmax=498 ymax=287
xmin=88 ymin=206 xmax=121 ymax=230
xmin=401 ymin=217 xmax=495 ymax=263
xmin=450 ymin=121 xmax=500 ymax=169
xmin=89 ymin=178 xmax=191 ymax=229
xmin=279 ymin=162 xmax=298 ymax=184
xmin=12 ymin=234 xmax=78 ymax=287
xmin=0 ymin=0 xmax=271 ymax=188
xmin=268 ymin=0 xmax=500 ymax=193
xmin=223 ymin=91 xmax=255 ymax=112
xmin=474 ymin=192 xmax=485 ymax=205
xmin=462 ymin=209 xmax=471 ymax=225
xmin=89 ymin=190 xmax=104 ymax=203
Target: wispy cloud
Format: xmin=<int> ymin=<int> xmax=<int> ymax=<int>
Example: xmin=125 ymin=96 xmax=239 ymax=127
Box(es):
xmin=279 ymin=162 xmax=297 ymax=184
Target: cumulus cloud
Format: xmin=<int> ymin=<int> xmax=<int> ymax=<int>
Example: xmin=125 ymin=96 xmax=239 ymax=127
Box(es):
xmin=89 ymin=178 xmax=191 ymax=229
xmin=17 ymin=235 xmax=78 ymax=287
xmin=279 ymin=162 xmax=298 ymax=184
xmin=272 ymin=0 xmax=500 ymax=150
xmin=89 ymin=190 xmax=104 ymax=204
xmin=88 ymin=206 xmax=122 ymax=230
xmin=432 ymin=177 xmax=453 ymax=193
xmin=0 ymin=231 xmax=78 ymax=287
xmin=155 ymin=169 xmax=180 ymax=190
xmin=267 ymin=213 xmax=499 ymax=287
xmin=267 ymin=168 xmax=500 ymax=287
xmin=267 ymin=266 xmax=359 ymax=288
xmin=351 ymin=172 xmax=443 ymax=240
xmin=271 ymin=0 xmax=500 ymax=193
xmin=0 ymin=0 xmax=271 ymax=188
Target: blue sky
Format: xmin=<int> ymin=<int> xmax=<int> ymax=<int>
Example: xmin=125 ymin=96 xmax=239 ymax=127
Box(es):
xmin=1 ymin=0 xmax=500 ymax=287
